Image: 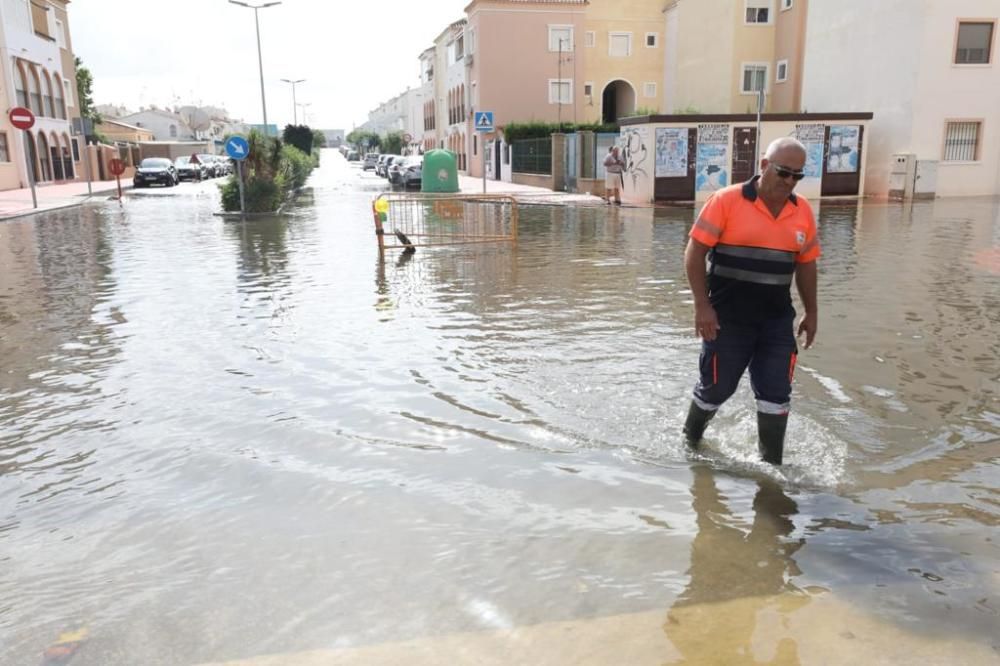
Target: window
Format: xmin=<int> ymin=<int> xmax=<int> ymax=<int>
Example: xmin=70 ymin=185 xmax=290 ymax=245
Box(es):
xmin=955 ymin=21 xmax=994 ymax=64
xmin=54 ymin=18 xmax=65 ymax=47
xmin=169 ymin=125 xmax=177 ymax=138
xmin=776 ymin=59 xmax=788 ymax=82
xmin=548 ymin=25 xmax=574 ymax=52
xmin=27 ymin=65 xmax=42 ymax=115
xmin=585 ymin=31 xmax=595 ymax=47
xmin=584 ymin=82 xmax=593 ymax=96
xmin=609 ymin=32 xmax=632 ymax=57
xmin=0 ymin=133 xmax=9 ymax=162
xmin=53 ymin=74 xmax=65 ymax=118
xmin=645 ymin=33 xmax=658 ymax=48
xmin=643 ymin=82 xmax=657 ymax=98
xmin=42 ymin=71 xmax=53 ymax=117
xmin=71 ymin=137 xmax=80 ymax=162
xmin=454 ymin=35 xmax=464 ymax=61
xmin=741 ymin=63 xmax=768 ymax=93
xmin=63 ymin=79 xmax=73 ymax=107
xmin=745 ymin=0 xmax=771 ymax=24
xmin=548 ymin=79 xmax=573 ymax=104
xmin=31 ymin=0 xmax=52 ymax=39
xmin=943 ymin=121 xmax=981 ymax=161
xmin=781 ymin=0 xmax=793 ymax=10
xmin=15 ymin=61 xmax=28 ymax=108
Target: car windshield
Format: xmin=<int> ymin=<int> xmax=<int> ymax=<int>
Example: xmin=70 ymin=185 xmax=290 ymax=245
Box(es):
xmin=405 ymin=158 xmax=423 ymax=167
xmin=197 ymin=155 xmax=214 ymax=162
xmin=174 ymin=157 xmax=191 ymax=165
xmin=140 ymin=159 xmax=171 ymax=169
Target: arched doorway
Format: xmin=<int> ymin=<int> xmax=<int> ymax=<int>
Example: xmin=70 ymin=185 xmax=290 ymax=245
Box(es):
xmin=61 ymin=132 xmax=75 ymax=179
xmin=37 ymin=132 xmax=51 ymax=182
xmin=50 ymin=132 xmax=63 ymax=180
xmin=602 ymin=80 xmax=637 ymax=124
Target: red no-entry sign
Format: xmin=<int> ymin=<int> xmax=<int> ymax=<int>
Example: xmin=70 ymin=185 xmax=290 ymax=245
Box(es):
xmin=109 ymin=158 xmax=126 ymax=176
xmin=9 ymin=106 xmax=35 ymax=130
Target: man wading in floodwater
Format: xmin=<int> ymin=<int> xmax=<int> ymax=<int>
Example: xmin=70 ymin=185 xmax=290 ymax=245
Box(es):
xmin=682 ymin=137 xmax=820 ymax=465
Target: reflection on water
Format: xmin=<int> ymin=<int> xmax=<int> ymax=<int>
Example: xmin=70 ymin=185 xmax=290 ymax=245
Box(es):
xmin=0 ymin=155 xmax=998 ymax=664
xmin=666 ymin=466 xmax=806 ymax=663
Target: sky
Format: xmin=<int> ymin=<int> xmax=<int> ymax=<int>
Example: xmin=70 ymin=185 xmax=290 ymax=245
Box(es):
xmin=71 ymin=0 xmax=465 ymax=130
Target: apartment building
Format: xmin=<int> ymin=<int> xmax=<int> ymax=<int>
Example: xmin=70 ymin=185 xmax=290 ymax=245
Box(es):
xmin=801 ymin=0 xmax=999 ymax=197
xmin=663 ymin=0 xmax=805 ymax=115
xmin=0 ymin=0 xmax=82 ymax=191
xmin=434 ymin=19 xmax=469 ymax=169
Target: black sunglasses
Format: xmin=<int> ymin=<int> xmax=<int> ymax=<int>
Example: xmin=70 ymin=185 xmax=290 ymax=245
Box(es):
xmin=773 ymin=165 xmax=806 ymax=181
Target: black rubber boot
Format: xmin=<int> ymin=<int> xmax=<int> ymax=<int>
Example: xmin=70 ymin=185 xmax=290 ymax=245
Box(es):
xmin=683 ymin=402 xmax=716 ymax=448
xmin=757 ymin=412 xmax=789 ymax=465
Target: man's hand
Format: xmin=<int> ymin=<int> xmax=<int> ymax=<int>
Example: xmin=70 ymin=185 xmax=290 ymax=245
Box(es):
xmin=797 ymin=311 xmax=817 ymax=349
xmin=695 ymin=303 xmax=721 ymax=341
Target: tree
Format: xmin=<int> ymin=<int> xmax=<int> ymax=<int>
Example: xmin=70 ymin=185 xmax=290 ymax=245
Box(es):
xmin=346 ymin=129 xmax=380 ymax=152
xmin=282 ymin=124 xmax=314 ymax=155
xmin=381 ymin=131 xmax=404 ymax=155
xmin=74 ymin=56 xmax=101 ymax=125
xmin=312 ymin=129 xmax=327 ymax=149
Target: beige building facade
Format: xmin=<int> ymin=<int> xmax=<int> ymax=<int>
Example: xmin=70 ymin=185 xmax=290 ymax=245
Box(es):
xmin=664 ymin=0 xmax=804 ymax=115
xmin=0 ymin=0 xmax=83 ymax=191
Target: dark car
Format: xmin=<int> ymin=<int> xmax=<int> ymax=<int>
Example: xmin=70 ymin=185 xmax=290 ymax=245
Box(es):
xmin=133 ymin=158 xmax=178 ymax=188
xmin=196 ymin=154 xmax=220 ymax=178
xmin=174 ymin=156 xmax=203 ymax=182
xmin=399 ymin=156 xmax=423 ymax=188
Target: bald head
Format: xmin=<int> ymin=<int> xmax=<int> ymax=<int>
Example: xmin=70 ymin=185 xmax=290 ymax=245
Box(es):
xmin=765 ymin=137 xmax=807 ymax=161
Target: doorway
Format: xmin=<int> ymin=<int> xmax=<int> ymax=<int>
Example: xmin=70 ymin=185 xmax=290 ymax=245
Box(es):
xmin=731 ymin=127 xmax=758 ymax=184
xmin=601 ymin=80 xmax=636 ymax=124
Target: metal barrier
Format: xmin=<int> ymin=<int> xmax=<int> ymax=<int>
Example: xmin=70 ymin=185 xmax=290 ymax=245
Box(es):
xmin=372 ymin=193 xmax=518 ymax=251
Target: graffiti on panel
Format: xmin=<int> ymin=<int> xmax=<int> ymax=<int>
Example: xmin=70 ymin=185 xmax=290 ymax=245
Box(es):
xmin=696 ymin=124 xmax=729 ymax=192
xmin=655 ymin=128 xmax=688 ymax=178
xmin=827 ymin=125 xmax=860 ymax=173
xmin=621 ymin=127 xmax=649 ymax=190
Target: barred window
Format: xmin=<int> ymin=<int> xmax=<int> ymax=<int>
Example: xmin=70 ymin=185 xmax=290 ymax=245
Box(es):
xmin=0 ymin=133 xmax=9 ymax=162
xmin=943 ymin=121 xmax=981 ymax=161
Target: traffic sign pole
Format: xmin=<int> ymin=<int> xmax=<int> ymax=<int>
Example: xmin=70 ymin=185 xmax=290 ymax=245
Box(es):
xmin=238 ymin=161 xmax=246 ymax=214
xmin=23 ymin=134 xmax=36 ymax=209
xmin=474 ymin=111 xmax=495 ymax=194
xmin=225 ymin=135 xmax=251 ymax=216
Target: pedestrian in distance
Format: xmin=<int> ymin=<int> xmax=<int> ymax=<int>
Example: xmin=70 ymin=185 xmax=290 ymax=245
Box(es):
xmin=603 ymin=146 xmax=624 ymax=204
xmin=682 ymin=137 xmax=820 ymax=465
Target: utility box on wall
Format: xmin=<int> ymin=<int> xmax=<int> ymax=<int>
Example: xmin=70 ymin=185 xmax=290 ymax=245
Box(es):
xmin=914 ymin=160 xmax=938 ymax=199
xmin=889 ymin=153 xmax=916 ymax=200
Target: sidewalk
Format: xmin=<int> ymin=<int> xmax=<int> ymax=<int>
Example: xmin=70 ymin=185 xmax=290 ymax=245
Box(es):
xmin=0 ymin=178 xmax=130 ymax=220
xmin=457 ymin=174 xmax=605 ymax=206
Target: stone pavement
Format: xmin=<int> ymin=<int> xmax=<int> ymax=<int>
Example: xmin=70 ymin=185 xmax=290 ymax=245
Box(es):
xmin=0 ymin=178 xmax=131 ymax=220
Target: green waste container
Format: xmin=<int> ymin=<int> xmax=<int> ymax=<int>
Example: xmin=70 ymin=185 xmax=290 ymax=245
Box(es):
xmin=421 ymin=149 xmax=460 ymax=194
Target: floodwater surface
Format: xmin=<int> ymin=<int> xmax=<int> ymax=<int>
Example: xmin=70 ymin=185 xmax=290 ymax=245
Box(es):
xmin=1 ymin=153 xmax=998 ymax=665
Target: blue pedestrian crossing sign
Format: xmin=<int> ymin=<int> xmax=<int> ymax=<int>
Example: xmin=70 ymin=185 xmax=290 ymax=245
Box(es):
xmin=474 ymin=111 xmax=494 ymax=132
xmin=225 ymin=135 xmax=250 ymax=161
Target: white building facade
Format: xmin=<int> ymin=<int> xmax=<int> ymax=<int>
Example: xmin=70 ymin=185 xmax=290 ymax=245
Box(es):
xmin=0 ymin=0 xmax=81 ymax=191
xmin=802 ymin=0 xmax=1000 ymax=197
xmin=118 ymin=109 xmax=196 ymax=142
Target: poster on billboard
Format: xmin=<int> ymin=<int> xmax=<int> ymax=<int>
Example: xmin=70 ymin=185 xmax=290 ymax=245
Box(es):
xmin=827 ymin=125 xmax=860 ymax=173
xmin=794 ymin=124 xmax=826 ymax=179
xmin=696 ymin=124 xmax=729 ymax=192
xmin=655 ymin=128 xmax=688 ymax=178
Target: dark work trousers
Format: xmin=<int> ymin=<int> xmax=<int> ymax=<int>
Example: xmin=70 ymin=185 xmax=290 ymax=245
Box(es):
xmin=692 ymin=314 xmax=798 ymax=415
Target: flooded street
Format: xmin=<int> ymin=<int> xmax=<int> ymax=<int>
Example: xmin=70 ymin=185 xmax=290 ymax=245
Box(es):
xmin=1 ymin=150 xmax=998 ymax=665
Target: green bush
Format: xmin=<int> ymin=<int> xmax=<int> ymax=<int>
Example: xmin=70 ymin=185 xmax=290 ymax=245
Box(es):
xmin=219 ymin=176 xmax=284 ymax=213
xmin=280 ymin=144 xmax=313 ymax=190
xmin=503 ymin=120 xmax=619 ymax=143
xmin=283 ymin=124 xmax=314 ymax=155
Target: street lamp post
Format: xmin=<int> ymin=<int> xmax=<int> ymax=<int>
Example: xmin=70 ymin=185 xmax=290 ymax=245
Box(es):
xmin=297 ymin=102 xmax=312 ymax=126
xmin=281 ymin=78 xmax=305 ymax=124
xmin=229 ymin=0 xmax=282 ymax=136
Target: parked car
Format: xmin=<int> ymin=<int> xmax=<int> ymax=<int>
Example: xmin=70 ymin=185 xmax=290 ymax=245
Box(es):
xmin=196 ymin=154 xmax=220 ymax=178
xmin=382 ymin=155 xmax=403 ymax=179
xmin=347 ymin=151 xmax=360 ymax=161
xmin=399 ymin=157 xmax=424 ymax=188
xmin=363 ymin=153 xmax=379 ymax=170
xmin=133 ymin=158 xmax=178 ymax=188
xmin=174 ymin=156 xmax=203 ymax=182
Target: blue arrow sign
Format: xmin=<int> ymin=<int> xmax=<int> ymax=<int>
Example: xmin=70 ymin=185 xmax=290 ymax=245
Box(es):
xmin=225 ymin=135 xmax=250 ymax=161
xmin=474 ymin=111 xmax=494 ymax=133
